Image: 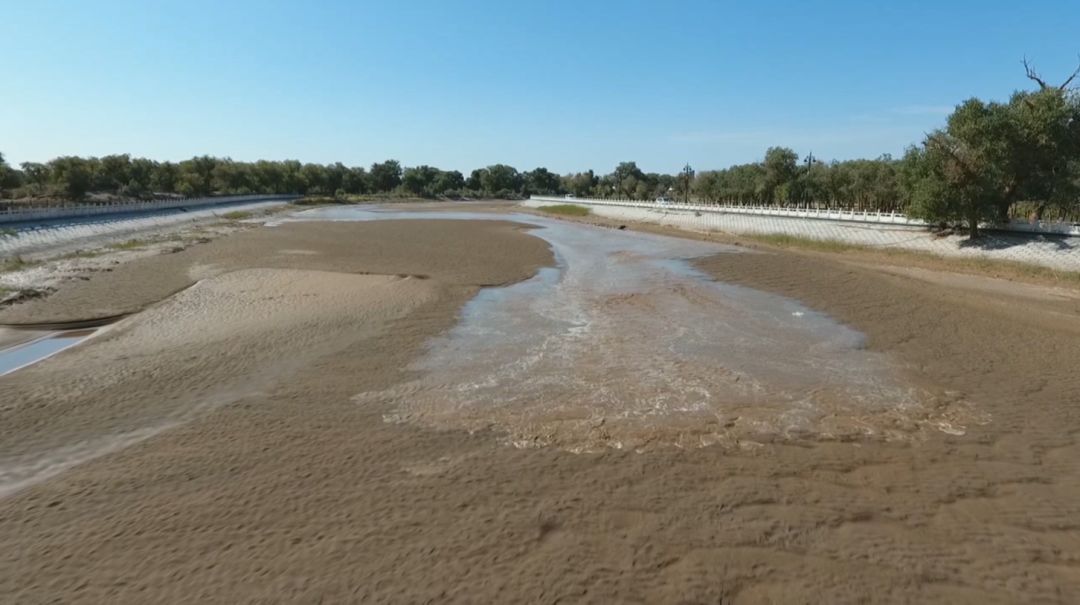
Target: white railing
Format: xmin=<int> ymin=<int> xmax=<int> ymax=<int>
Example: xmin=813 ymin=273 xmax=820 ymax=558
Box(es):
xmin=530 ymin=196 xmax=1080 ymax=236
xmin=0 ymin=194 xmax=300 ymax=224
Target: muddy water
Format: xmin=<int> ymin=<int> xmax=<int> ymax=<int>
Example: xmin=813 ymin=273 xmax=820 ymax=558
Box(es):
xmin=294 ymin=208 xmax=930 ymax=451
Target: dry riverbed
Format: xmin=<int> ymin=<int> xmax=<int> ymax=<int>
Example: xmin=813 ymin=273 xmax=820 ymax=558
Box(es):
xmin=2 ymin=204 xmax=1079 ymax=603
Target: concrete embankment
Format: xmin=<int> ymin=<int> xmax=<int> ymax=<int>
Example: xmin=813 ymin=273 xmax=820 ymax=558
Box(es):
xmin=523 ymin=199 xmax=1080 ymax=271
xmin=1 ymin=198 xmax=294 ymax=258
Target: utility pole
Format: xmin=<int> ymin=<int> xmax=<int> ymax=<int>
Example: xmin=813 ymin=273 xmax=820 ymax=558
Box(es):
xmin=681 ymin=163 xmax=693 ymax=204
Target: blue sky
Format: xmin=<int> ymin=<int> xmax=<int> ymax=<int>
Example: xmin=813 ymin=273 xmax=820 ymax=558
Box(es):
xmin=2 ymin=0 xmax=1078 ymax=174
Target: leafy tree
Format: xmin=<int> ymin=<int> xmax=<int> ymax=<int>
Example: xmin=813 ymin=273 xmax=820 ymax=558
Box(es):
xmin=300 ymin=163 xmax=329 ymax=194
xmin=465 ymin=168 xmax=484 ymax=192
xmin=370 ymin=160 xmax=402 ymax=192
xmin=479 ymin=164 xmax=522 ymax=196
xmin=904 ymin=100 xmax=1017 ymax=237
xmin=762 ymin=147 xmax=799 ymax=203
xmin=213 ymin=159 xmax=255 ymax=194
xmin=325 ymin=163 xmax=349 ymax=195
xmin=561 ymin=170 xmax=597 ymax=197
xmin=903 ymin=60 xmax=1080 ymax=235
xmin=20 ymin=162 xmax=50 ymax=195
xmin=125 ymin=157 xmax=157 ymax=197
xmin=401 ymin=165 xmax=441 ymax=197
xmin=524 ymin=167 xmax=561 ymax=195
xmin=280 ymin=159 xmax=306 ymax=192
xmin=0 ymin=152 xmax=20 ymax=196
xmin=48 ymin=156 xmax=94 ymax=200
xmin=1006 ymin=85 xmax=1080 ymax=218
xmin=178 ymin=156 xmax=218 ymax=196
xmin=343 ymin=166 xmax=371 ymax=194
xmin=432 ymin=170 xmax=464 ymax=195
xmin=612 ymin=161 xmax=645 ymax=197
xmin=95 ymin=154 xmax=132 ymax=192
xmin=150 ymin=161 xmax=179 ymax=193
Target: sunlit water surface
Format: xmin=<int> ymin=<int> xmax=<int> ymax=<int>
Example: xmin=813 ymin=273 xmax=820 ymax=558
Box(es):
xmin=291 ymin=207 xmax=949 ymax=450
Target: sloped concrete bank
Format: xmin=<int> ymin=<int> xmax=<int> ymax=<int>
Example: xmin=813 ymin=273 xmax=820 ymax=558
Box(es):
xmin=0 ymin=199 xmax=292 ymax=259
xmin=523 ymin=199 xmax=1080 ymax=271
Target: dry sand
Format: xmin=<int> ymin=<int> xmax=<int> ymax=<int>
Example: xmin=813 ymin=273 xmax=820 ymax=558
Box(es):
xmin=2 ymin=211 xmax=1080 ymax=603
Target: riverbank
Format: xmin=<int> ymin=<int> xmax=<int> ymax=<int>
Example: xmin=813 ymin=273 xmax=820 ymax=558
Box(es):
xmin=522 ymin=199 xmax=1080 ymax=274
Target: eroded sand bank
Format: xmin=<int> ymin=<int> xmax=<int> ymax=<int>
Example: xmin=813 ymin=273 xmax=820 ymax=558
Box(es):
xmin=2 ymin=209 xmax=1080 ymax=603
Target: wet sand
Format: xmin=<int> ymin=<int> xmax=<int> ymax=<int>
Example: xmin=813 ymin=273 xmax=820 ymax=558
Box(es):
xmin=2 ymin=211 xmax=1080 ymax=602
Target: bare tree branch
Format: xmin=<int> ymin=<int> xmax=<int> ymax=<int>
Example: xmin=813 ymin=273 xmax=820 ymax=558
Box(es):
xmin=1023 ymin=55 xmax=1080 ymax=91
xmin=1058 ymin=54 xmax=1080 ymax=91
xmin=1023 ymin=56 xmax=1050 ymax=90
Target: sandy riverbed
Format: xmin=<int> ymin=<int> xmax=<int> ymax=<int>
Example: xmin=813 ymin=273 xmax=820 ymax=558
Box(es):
xmin=2 ymin=206 xmax=1080 ymax=603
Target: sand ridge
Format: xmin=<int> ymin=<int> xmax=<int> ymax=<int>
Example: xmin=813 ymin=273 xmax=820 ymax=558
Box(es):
xmin=0 ymin=268 xmax=438 ymax=497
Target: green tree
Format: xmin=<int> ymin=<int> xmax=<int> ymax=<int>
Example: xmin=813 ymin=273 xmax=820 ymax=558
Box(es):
xmin=213 ymin=159 xmax=255 ymax=194
xmin=0 ymin=152 xmax=19 ymax=196
xmin=479 ymin=164 xmax=521 ymax=196
xmin=178 ymin=156 xmax=218 ymax=197
xmin=524 ymin=167 xmax=561 ymax=195
xmin=903 ymin=60 xmax=1080 ymax=235
xmin=611 ymin=161 xmax=645 ymax=197
xmin=48 ymin=156 xmax=94 ymax=200
xmin=762 ymin=147 xmax=799 ymax=203
xmin=343 ymin=166 xmax=370 ymax=194
xmin=561 ymin=170 xmax=597 ymax=197
xmin=401 ymin=165 xmax=441 ymax=197
xmin=300 ymin=163 xmax=329 ymax=194
xmin=96 ymin=154 xmax=132 ymax=193
xmin=432 ymin=170 xmax=464 ymax=195
xmin=370 ymin=160 xmax=402 ymax=192
xmin=20 ymin=162 xmax=50 ymax=195
xmin=126 ymin=157 xmax=157 ymax=197
xmin=905 ymin=100 xmax=1015 ymax=238
xmin=151 ymin=161 xmax=180 ymax=193
xmin=1006 ymin=84 xmax=1080 ymax=219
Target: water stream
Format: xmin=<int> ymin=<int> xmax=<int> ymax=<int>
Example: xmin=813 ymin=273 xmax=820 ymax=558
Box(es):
xmin=295 ymin=208 xmax=927 ymax=451
xmin=0 ymin=330 xmax=95 ymax=377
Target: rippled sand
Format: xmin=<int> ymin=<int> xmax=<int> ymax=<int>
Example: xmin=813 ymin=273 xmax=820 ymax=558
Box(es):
xmin=2 ymin=205 xmax=1079 ymax=603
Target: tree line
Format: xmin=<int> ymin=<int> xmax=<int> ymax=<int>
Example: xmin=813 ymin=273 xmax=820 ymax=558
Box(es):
xmin=0 ymin=154 xmax=574 ymax=202
xmin=2 ymin=59 xmax=1077 ymax=233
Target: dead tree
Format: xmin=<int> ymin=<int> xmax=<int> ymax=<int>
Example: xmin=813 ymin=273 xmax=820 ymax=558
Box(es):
xmin=1022 ymin=56 xmax=1080 ymax=91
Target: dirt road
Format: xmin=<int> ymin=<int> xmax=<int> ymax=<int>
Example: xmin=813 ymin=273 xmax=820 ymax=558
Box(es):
xmin=2 ymin=209 xmax=1079 ymax=603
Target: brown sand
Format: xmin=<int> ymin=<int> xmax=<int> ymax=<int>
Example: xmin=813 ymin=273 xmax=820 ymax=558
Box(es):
xmin=2 ymin=215 xmax=1080 ymax=603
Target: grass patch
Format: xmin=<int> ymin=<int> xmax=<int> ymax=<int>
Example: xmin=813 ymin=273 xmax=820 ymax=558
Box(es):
xmin=742 ymin=232 xmax=1080 ymax=286
xmin=108 ymin=238 xmax=147 ymax=251
xmin=748 ymin=233 xmax=858 ymax=254
xmin=221 ymin=210 xmax=254 ymax=220
xmin=538 ymin=204 xmax=591 ymax=217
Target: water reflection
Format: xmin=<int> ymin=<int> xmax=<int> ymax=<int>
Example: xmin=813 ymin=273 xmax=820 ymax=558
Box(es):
xmin=0 ymin=330 xmax=95 ymax=376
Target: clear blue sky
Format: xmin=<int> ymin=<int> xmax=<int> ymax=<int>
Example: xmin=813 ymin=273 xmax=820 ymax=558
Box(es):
xmin=2 ymin=0 xmax=1078 ymax=174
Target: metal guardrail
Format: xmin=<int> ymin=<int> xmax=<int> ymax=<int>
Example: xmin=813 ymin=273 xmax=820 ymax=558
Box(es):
xmin=0 ymin=194 xmax=300 ymax=224
xmin=530 ymin=196 xmax=1080 ymax=236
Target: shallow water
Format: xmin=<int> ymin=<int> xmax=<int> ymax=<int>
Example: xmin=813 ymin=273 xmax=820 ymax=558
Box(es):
xmin=297 ymin=207 xmax=925 ymax=450
xmin=0 ymin=330 xmax=94 ymax=377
